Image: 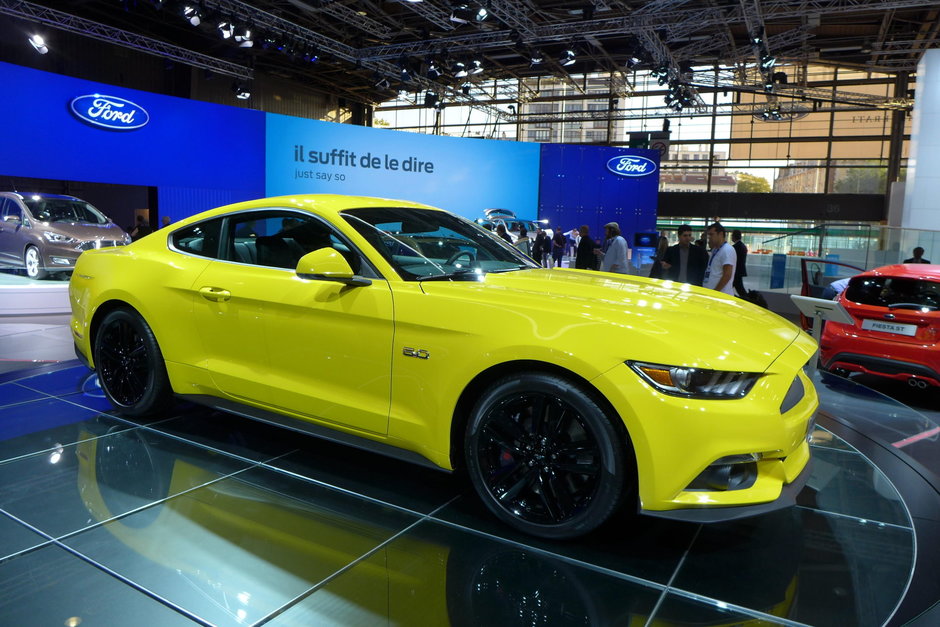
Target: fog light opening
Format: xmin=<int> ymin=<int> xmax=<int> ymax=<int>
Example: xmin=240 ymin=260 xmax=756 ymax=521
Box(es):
xmin=687 ymin=456 xmax=759 ymax=491
xmin=51 ymin=257 xmax=72 ymax=265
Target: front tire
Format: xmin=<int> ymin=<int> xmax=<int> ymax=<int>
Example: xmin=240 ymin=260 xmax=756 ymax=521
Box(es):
xmin=24 ymin=246 xmax=48 ymax=279
xmin=464 ymin=373 xmax=630 ymax=539
xmin=94 ymin=308 xmax=173 ymax=417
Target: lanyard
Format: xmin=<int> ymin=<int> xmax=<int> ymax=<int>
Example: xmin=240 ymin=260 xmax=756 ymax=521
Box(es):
xmin=707 ymin=242 xmax=727 ymax=270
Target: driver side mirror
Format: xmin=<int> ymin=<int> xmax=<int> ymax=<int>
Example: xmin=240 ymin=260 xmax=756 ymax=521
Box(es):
xmin=296 ymin=247 xmax=371 ymax=287
xmin=2 ymin=215 xmax=21 ymax=225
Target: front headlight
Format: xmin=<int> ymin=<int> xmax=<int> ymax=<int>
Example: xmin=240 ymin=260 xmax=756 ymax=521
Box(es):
xmin=43 ymin=231 xmax=77 ymax=244
xmin=628 ymin=361 xmax=761 ymax=399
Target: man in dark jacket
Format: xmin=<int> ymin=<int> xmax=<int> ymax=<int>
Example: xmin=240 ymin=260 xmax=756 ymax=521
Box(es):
xmin=903 ymin=247 xmax=931 ymax=264
xmin=661 ymin=224 xmax=707 ymax=286
xmin=731 ymin=229 xmax=748 ymax=298
xmin=574 ymin=225 xmax=598 ymax=270
xmin=533 ymin=228 xmax=550 ymax=267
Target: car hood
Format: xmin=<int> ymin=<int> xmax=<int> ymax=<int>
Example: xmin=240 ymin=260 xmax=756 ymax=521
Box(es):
xmin=40 ymin=221 xmax=127 ymax=241
xmin=419 ymin=268 xmax=802 ymax=373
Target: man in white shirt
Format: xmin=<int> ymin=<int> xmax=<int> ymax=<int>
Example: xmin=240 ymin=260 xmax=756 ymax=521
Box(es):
xmin=596 ymin=222 xmax=630 ymax=274
xmin=703 ymin=222 xmax=736 ymax=295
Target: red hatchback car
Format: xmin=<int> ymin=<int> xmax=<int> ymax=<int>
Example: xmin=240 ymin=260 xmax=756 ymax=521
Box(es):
xmin=820 ymin=264 xmax=940 ymax=388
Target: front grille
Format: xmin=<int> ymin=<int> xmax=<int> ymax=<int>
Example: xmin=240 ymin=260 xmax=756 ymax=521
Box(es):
xmin=77 ymin=240 xmax=124 ymax=251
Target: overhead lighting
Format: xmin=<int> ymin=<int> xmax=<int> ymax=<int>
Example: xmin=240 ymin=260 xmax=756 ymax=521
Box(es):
xmin=375 ymin=77 xmax=391 ymax=89
xmin=217 ymin=20 xmax=235 ymax=39
xmin=234 ymin=25 xmax=253 ymax=47
xmin=461 ymin=82 xmax=472 ymax=95
xmin=28 ymin=34 xmax=48 ymax=54
xmin=182 ymin=5 xmax=202 ymax=26
xmin=469 ymin=59 xmax=483 ymax=75
xmin=450 ymin=5 xmax=488 ymax=24
xmin=302 ymin=47 xmax=319 ymax=63
xmin=760 ymin=54 xmax=776 ymax=71
xmin=232 ymin=81 xmax=251 ymax=100
xmin=424 ymin=91 xmax=439 ymax=108
xmin=453 ymin=61 xmax=468 ymax=78
xmin=559 ymin=49 xmax=576 ymax=66
xmin=529 ymin=50 xmax=544 ymax=66
xmin=427 ymin=61 xmax=441 ymax=79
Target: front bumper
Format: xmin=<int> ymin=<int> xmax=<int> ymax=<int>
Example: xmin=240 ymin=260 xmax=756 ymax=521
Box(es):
xmin=593 ymin=331 xmax=819 ymax=520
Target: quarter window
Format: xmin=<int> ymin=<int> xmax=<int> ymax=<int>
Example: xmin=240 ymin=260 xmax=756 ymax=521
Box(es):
xmin=171 ymin=219 xmax=222 ymax=258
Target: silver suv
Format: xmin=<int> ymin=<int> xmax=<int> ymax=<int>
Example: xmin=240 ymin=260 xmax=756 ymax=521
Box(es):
xmin=0 ymin=192 xmax=131 ymax=279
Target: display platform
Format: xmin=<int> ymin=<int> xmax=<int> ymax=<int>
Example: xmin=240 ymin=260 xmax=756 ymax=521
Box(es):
xmin=0 ymin=362 xmax=937 ymax=626
xmin=0 ymin=271 xmax=70 ymax=324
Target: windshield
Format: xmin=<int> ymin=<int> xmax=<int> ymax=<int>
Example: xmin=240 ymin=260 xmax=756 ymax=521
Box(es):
xmin=845 ymin=276 xmax=940 ymax=310
xmin=22 ymin=198 xmax=109 ymax=225
xmin=342 ymin=207 xmax=538 ymax=280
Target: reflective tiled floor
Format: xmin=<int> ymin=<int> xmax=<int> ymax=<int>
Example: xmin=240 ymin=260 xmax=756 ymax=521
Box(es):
xmin=0 ymin=363 xmax=932 ymax=626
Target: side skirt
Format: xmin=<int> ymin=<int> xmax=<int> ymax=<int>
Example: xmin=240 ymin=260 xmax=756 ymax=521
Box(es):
xmin=179 ymin=393 xmax=449 ymax=473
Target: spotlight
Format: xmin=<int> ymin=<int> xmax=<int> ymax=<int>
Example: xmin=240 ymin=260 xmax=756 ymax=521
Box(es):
xmin=772 ymin=71 xmax=788 ymax=85
xmin=234 ymin=25 xmax=253 ymax=47
xmin=182 ymin=5 xmax=202 ymax=26
xmin=375 ymin=77 xmax=391 ymax=89
xmin=453 ymin=61 xmax=468 ymax=78
xmin=529 ymin=50 xmax=544 ymax=66
xmin=461 ymin=82 xmax=472 ymax=95
xmin=450 ymin=5 xmax=488 ymax=24
xmin=427 ymin=61 xmax=441 ymax=79
xmin=760 ymin=54 xmax=776 ymax=71
xmin=469 ymin=59 xmax=483 ymax=75
xmin=27 ymin=34 xmax=48 ymax=54
xmin=232 ymin=81 xmax=251 ymax=100
xmin=424 ymin=91 xmax=439 ymax=108
xmin=302 ymin=47 xmax=319 ymax=63
xmin=217 ymin=20 xmax=235 ymax=39
xmin=559 ymin=49 xmax=576 ymax=66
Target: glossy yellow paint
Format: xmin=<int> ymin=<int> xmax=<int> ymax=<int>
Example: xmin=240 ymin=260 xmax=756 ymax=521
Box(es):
xmin=70 ymin=194 xmax=818 ymax=516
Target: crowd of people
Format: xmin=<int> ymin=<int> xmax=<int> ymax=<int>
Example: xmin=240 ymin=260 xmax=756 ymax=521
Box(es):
xmin=519 ymin=221 xmax=751 ymax=298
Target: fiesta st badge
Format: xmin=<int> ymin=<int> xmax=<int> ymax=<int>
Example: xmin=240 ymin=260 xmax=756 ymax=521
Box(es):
xmin=69 ymin=94 xmax=150 ymax=130
xmin=606 ymin=155 xmax=657 ymax=177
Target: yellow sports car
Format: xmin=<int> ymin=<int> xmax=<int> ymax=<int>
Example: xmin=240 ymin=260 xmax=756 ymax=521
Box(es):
xmin=69 ymin=194 xmax=818 ymax=539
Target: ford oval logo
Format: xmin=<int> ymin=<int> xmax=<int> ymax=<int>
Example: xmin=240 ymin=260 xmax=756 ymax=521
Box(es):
xmin=606 ymin=155 xmax=657 ymax=177
xmin=69 ymin=94 xmax=149 ymax=130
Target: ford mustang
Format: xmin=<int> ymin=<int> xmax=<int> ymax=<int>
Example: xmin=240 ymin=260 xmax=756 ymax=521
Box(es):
xmin=69 ymin=194 xmax=818 ymax=538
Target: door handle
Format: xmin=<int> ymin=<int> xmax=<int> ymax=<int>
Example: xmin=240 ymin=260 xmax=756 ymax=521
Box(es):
xmin=199 ymin=286 xmax=231 ymax=302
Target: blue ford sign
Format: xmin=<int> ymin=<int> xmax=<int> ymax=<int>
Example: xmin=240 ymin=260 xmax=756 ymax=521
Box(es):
xmin=606 ymin=155 xmax=657 ymax=177
xmin=69 ymin=94 xmax=149 ymax=130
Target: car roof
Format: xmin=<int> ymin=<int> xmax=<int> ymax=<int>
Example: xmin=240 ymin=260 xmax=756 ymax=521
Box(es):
xmin=0 ymin=191 xmax=81 ymax=201
xmin=195 ymin=194 xmax=442 ymax=221
xmin=864 ymin=264 xmax=940 ymax=282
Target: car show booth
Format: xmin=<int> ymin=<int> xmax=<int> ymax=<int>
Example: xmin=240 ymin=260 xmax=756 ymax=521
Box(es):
xmin=0 ymin=60 xmax=938 ymax=627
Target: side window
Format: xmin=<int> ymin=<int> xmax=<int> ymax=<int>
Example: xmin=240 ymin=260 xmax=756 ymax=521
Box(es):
xmin=172 ymin=219 xmax=222 ymax=258
xmin=225 ymin=211 xmax=362 ymax=273
xmin=0 ymin=199 xmax=20 ymax=221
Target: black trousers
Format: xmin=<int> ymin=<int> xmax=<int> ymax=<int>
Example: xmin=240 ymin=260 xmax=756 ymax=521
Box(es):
xmin=733 ymin=275 xmax=747 ymax=298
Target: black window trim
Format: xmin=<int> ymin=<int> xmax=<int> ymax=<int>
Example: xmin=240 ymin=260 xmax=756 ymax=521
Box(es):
xmin=169 ymin=207 xmax=380 ymax=279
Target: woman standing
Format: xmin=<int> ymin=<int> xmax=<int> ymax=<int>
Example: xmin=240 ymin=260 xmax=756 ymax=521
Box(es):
xmin=574 ymin=225 xmax=598 ymax=270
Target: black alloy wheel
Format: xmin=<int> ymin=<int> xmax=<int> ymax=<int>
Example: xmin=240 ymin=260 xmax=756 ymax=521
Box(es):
xmin=94 ymin=308 xmax=173 ymax=417
xmin=465 ymin=373 xmax=630 ymax=539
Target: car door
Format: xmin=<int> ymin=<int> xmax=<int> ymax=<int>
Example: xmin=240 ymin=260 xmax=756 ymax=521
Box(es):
xmin=0 ymin=198 xmax=23 ymax=263
xmin=191 ymin=209 xmax=394 ymax=435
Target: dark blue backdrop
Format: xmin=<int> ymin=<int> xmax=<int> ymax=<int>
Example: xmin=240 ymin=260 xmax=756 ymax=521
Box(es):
xmin=538 ymin=144 xmax=659 ymax=251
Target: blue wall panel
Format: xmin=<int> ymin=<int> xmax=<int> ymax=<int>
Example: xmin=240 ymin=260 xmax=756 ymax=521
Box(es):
xmin=0 ymin=61 xmax=265 ymax=201
xmin=538 ymin=144 xmax=659 ymax=245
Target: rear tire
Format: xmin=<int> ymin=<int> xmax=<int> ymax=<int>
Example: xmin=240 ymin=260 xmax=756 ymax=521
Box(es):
xmin=94 ymin=308 xmax=173 ymax=417
xmin=464 ymin=373 xmax=630 ymax=539
xmin=24 ymin=246 xmax=48 ymax=280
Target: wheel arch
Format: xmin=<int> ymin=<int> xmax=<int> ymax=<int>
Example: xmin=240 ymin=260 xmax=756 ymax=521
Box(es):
xmin=88 ymin=299 xmax=142 ymax=362
xmin=449 ymin=360 xmax=635 ymax=474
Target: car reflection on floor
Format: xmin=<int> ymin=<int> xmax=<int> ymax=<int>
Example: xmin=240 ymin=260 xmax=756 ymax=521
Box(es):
xmin=0 ymin=363 xmax=921 ymax=626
